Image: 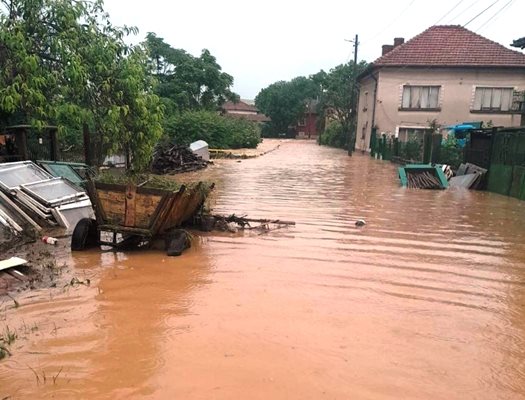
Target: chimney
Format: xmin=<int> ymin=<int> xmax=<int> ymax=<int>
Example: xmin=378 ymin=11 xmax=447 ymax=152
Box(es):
xmin=382 ymin=44 xmax=394 ymax=56
xmin=394 ymin=37 xmax=405 ymax=48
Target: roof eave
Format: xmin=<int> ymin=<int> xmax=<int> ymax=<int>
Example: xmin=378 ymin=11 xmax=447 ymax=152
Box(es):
xmin=375 ymin=63 xmax=525 ymax=68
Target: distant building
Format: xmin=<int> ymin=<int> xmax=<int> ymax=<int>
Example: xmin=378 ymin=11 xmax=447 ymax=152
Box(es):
xmin=356 ymin=25 xmax=525 ymax=151
xmin=221 ymin=99 xmax=270 ymax=123
xmin=294 ymin=99 xmax=320 ymax=140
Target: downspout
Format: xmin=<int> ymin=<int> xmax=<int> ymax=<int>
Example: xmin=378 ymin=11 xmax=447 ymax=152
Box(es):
xmin=370 ymin=72 xmax=378 ymax=151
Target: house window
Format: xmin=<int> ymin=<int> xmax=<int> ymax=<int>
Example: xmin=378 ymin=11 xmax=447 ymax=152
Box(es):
xmin=398 ymin=128 xmax=433 ymax=142
xmin=472 ymin=87 xmax=513 ymax=112
xmin=401 ymin=86 xmax=440 ymax=110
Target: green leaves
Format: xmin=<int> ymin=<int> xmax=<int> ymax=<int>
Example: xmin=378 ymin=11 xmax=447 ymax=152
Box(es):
xmin=165 ymin=111 xmax=261 ymax=149
xmin=255 ymin=77 xmax=321 ymax=136
xmin=144 ymin=33 xmax=238 ymax=112
xmin=0 ymin=0 xmax=164 ymax=171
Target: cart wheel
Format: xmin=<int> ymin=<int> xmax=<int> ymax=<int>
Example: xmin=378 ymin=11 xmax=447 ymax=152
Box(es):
xmin=165 ymin=230 xmax=191 ymax=256
xmin=71 ymin=218 xmax=99 ymax=251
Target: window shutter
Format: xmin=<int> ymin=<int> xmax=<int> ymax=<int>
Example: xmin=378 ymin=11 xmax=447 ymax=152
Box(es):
xmin=473 ymin=88 xmax=482 ymax=110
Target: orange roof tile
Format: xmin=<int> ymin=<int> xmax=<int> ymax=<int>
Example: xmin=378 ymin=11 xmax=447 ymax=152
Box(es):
xmin=373 ymin=25 xmax=525 ymax=68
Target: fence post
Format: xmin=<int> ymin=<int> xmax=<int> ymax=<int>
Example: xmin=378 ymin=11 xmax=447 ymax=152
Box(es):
xmin=370 ymin=127 xmax=377 ymax=157
xmin=381 ymin=134 xmax=387 ymax=160
xmin=393 ymin=137 xmax=399 ymax=158
xmin=423 ymin=132 xmax=432 ymax=164
xmin=431 ymin=133 xmax=442 ymax=164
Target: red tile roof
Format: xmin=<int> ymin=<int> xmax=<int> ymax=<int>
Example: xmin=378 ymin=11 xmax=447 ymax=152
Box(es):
xmin=373 ymin=25 xmax=525 ymax=68
xmin=225 ymin=113 xmax=270 ymax=123
xmin=222 ymin=100 xmax=258 ymax=113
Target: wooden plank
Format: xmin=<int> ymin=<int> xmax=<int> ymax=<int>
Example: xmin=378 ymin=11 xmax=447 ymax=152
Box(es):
xmin=98 ymin=224 xmax=152 ymax=236
xmin=6 ymin=268 xmax=27 ymax=281
xmin=0 ymin=191 xmax=42 ymax=231
xmin=86 ymin=180 xmax=107 ymax=224
xmin=124 ymin=184 xmax=137 ymax=227
xmin=95 ymin=182 xmax=172 ymax=197
xmin=0 ymin=257 xmax=27 ymax=272
xmin=0 ymin=208 xmax=23 ymax=232
xmin=150 ymin=186 xmax=184 ymax=232
xmin=134 ymin=193 xmax=162 ymax=228
xmin=158 ymin=187 xmax=189 ymax=233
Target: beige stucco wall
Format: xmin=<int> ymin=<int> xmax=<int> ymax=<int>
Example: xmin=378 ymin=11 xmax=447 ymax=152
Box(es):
xmin=356 ymin=67 xmax=525 ymax=151
xmin=356 ymin=75 xmax=377 ymax=151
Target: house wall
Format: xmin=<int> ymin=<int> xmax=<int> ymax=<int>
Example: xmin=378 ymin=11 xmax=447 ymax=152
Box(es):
xmin=226 ymin=110 xmax=258 ymax=115
xmin=356 ymin=67 xmax=525 ymax=151
xmin=296 ymin=114 xmax=319 ymax=139
xmin=356 ymin=75 xmax=377 ymax=151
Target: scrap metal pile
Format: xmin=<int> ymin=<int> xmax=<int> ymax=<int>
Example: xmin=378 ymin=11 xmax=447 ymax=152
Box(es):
xmin=406 ymin=170 xmax=444 ymax=189
xmin=151 ymin=142 xmax=208 ymax=174
xmin=448 ymin=163 xmax=487 ymax=189
xmin=0 ymin=161 xmax=93 ymax=239
xmin=399 ymin=163 xmax=487 ymax=190
xmin=196 ymin=213 xmax=296 ymax=233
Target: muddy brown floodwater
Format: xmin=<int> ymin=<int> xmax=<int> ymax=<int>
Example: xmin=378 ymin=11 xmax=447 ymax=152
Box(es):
xmin=1 ymin=140 xmax=525 ymax=399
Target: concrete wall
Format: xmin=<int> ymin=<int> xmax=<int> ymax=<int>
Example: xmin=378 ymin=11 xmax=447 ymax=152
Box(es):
xmin=356 ymin=67 xmax=525 ymax=151
xmin=355 ymin=75 xmax=377 ymax=151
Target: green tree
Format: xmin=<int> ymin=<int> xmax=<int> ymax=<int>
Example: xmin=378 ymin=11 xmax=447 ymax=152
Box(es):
xmin=255 ymin=76 xmax=321 ymax=136
xmin=0 ymin=0 xmax=163 ymax=171
xmin=145 ymin=33 xmax=239 ymax=113
xmin=317 ymin=61 xmax=368 ymax=151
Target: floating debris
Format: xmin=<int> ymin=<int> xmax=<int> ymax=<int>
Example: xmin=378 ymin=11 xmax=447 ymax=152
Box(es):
xmin=197 ymin=214 xmax=295 ymax=233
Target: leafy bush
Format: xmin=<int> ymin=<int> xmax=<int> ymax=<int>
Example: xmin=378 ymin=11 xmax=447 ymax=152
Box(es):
xmin=399 ymin=139 xmax=422 ymax=161
xmin=318 ymin=121 xmax=347 ymax=149
xmin=438 ymin=135 xmax=464 ymax=169
xmin=164 ymin=111 xmax=261 ymax=149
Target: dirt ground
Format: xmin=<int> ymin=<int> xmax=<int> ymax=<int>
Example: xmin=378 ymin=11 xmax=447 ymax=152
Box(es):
xmin=0 ymin=232 xmax=74 ymax=298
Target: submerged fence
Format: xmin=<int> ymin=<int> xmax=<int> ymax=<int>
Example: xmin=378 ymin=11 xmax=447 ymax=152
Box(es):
xmin=369 ymin=126 xmax=525 ymax=201
xmin=370 ymin=130 xmax=463 ymax=169
xmin=486 ymin=128 xmax=525 ymax=200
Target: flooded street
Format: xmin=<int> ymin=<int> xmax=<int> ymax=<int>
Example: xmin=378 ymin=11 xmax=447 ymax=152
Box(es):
xmin=2 ymin=140 xmax=525 ymax=399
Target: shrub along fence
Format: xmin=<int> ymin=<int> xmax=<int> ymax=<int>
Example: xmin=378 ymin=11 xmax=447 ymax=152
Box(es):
xmin=369 ymin=129 xmax=463 ymax=169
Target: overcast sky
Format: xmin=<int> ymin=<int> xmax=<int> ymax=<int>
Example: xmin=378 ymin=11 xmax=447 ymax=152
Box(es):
xmin=103 ymin=0 xmax=524 ymax=99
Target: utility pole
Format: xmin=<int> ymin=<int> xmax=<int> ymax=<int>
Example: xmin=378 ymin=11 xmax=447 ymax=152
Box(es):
xmin=345 ymin=34 xmax=359 ymax=156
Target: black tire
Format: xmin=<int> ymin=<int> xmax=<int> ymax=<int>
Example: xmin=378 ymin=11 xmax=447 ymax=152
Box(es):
xmin=165 ymin=229 xmax=191 ymax=256
xmin=71 ymin=218 xmax=99 ymax=251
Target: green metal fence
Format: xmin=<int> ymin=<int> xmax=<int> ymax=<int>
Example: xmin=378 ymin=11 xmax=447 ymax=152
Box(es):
xmin=487 ymin=128 xmax=525 ymax=200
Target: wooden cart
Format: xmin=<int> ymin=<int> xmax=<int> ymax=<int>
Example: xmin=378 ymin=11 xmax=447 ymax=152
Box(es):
xmin=72 ymin=180 xmax=213 ymax=253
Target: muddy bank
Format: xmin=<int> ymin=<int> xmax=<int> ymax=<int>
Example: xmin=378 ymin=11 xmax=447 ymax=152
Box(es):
xmin=0 ymin=235 xmax=76 ymax=297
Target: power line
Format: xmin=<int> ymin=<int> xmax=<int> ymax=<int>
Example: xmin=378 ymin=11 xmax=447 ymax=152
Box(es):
xmin=360 ymin=0 xmax=418 ymax=45
xmin=463 ymin=0 xmax=501 ymax=27
xmin=447 ymin=0 xmax=481 ymax=24
xmin=434 ymin=0 xmax=467 ymax=25
xmin=475 ymin=0 xmax=514 ymax=32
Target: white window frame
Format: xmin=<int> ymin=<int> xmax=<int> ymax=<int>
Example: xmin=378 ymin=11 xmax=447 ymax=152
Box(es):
xmin=401 ymin=85 xmax=441 ymax=110
xmin=472 ymin=86 xmax=514 ymax=112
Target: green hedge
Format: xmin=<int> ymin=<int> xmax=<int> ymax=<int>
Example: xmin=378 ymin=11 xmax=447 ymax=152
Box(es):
xmin=318 ymin=121 xmax=347 ymax=149
xmin=164 ymin=111 xmax=261 ymax=149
